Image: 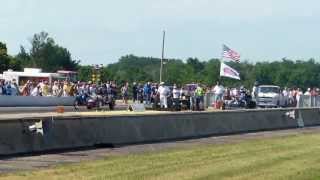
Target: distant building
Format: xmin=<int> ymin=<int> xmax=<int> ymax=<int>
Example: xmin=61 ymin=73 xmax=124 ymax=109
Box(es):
xmin=1 ymin=68 xmax=76 ymax=86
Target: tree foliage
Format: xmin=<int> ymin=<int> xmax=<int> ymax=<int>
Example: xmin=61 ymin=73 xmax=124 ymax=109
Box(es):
xmin=94 ymin=55 xmax=320 ymax=90
xmin=0 ymin=42 xmax=11 ymax=72
xmin=2 ymin=31 xmax=80 ymax=73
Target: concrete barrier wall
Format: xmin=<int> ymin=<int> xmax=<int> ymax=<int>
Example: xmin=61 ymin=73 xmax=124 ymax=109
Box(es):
xmin=0 ymin=108 xmax=319 ymax=155
xmin=0 ymin=96 xmax=75 ymax=107
xmin=299 ymin=108 xmax=320 ymax=126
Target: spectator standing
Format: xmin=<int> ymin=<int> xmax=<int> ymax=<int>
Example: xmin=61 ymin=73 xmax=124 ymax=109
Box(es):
xmin=5 ymin=81 xmax=12 ymax=96
xmin=63 ymin=81 xmax=71 ymax=96
xmin=158 ymin=82 xmax=168 ymax=108
xmin=137 ymin=83 xmax=144 ymax=103
xmin=104 ymin=82 xmax=112 ymax=97
xmin=111 ymin=81 xmax=118 ymax=98
xmin=90 ymin=84 xmax=97 ymax=96
xmin=151 ymin=83 xmax=158 ymax=104
xmin=316 ymin=88 xmax=320 ymax=96
xmin=195 ymin=85 xmax=205 ymax=111
xmin=304 ymin=88 xmax=311 ymax=95
xmin=121 ymin=82 xmax=129 ymax=104
xmin=31 ymin=85 xmax=40 ymax=96
xmin=52 ymin=81 xmax=60 ymax=96
xmin=296 ymin=88 xmax=303 ymax=106
xmin=132 ymin=82 xmax=138 ymax=102
xmin=212 ymin=81 xmax=225 ymax=103
xmin=0 ymin=80 xmax=5 ymax=95
xmin=172 ymin=84 xmax=180 ymax=110
xmin=252 ymin=81 xmax=259 ymax=101
xmin=283 ymin=87 xmax=289 ymax=97
xmin=143 ymin=82 xmax=152 ymax=104
xmin=311 ymin=88 xmax=318 ymax=96
xmin=41 ymin=81 xmax=50 ymax=96
xmin=11 ymin=79 xmax=19 ymax=96
xmin=21 ymin=81 xmax=31 ymax=96
xmin=224 ymin=87 xmax=232 ymax=100
xmin=69 ymin=83 xmax=77 ymax=96
xmin=85 ymin=81 xmax=91 ymax=95
xmin=282 ymin=87 xmax=289 ymax=106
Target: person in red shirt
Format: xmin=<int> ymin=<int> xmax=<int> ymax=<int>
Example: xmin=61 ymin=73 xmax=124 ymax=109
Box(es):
xmin=311 ymin=88 xmax=318 ymax=96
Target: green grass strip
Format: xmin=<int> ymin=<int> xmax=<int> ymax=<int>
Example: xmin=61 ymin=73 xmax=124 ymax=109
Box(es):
xmin=2 ymin=133 xmax=320 ymax=180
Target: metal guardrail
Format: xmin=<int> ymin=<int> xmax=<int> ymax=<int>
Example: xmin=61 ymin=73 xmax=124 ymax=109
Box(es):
xmin=204 ymin=93 xmax=216 ymax=108
xmin=205 ymin=94 xmax=320 ymax=109
xmin=297 ymin=95 xmax=320 ymax=108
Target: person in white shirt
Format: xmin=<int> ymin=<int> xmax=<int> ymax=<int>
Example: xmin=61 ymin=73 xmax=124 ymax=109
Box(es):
xmin=282 ymin=87 xmax=289 ymax=105
xmin=296 ymin=88 xmax=303 ymax=105
xmin=172 ymin=84 xmax=180 ymax=110
xmin=172 ymin=85 xmax=180 ymax=99
xmin=52 ymin=81 xmax=60 ymax=96
xmin=304 ymin=88 xmax=311 ymax=96
xmin=282 ymin=87 xmax=289 ymax=97
xmin=31 ymin=86 xmax=40 ymax=96
xmin=89 ymin=84 xmax=97 ymax=96
xmin=251 ymin=81 xmax=259 ymax=100
xmin=288 ymin=88 xmax=293 ymax=103
xmin=158 ymin=82 xmax=168 ymax=108
xmin=212 ymin=81 xmax=224 ymax=102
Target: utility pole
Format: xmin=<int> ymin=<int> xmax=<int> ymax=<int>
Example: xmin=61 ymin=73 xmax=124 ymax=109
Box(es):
xmin=160 ymin=30 xmax=165 ymax=83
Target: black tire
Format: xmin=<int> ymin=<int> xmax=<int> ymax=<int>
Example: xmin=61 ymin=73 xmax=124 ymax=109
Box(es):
xmin=74 ymin=100 xmax=79 ymax=110
xmin=97 ymin=101 xmax=103 ymax=110
xmin=109 ymin=102 xmax=115 ymax=110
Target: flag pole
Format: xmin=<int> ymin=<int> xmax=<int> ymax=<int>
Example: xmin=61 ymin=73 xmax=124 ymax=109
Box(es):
xmin=160 ymin=30 xmax=165 ymax=83
xmin=219 ymin=44 xmax=224 ymax=83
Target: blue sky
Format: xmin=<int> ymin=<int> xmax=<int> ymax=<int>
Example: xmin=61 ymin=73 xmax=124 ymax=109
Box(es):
xmin=1 ymin=0 xmax=320 ymax=65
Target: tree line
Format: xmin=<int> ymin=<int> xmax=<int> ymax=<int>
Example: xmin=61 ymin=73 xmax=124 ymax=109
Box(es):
xmin=79 ymin=55 xmax=320 ymax=90
xmin=0 ymin=31 xmax=79 ymax=73
xmin=1 ymin=31 xmax=320 ymax=90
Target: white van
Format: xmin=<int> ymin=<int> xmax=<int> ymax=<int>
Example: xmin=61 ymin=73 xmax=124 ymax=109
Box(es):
xmin=257 ymin=85 xmax=287 ymax=108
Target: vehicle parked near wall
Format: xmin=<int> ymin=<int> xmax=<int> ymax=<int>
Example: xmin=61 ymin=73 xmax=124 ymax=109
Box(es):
xmin=257 ymin=85 xmax=287 ymax=108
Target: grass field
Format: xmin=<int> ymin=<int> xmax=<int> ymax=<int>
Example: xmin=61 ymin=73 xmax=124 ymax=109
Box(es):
xmin=2 ymin=132 xmax=320 ymax=180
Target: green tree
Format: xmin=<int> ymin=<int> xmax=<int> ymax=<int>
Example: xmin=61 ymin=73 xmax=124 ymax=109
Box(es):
xmin=27 ymin=31 xmax=79 ymax=72
xmin=0 ymin=42 xmax=11 ymax=73
xmin=77 ymin=65 xmax=92 ymax=81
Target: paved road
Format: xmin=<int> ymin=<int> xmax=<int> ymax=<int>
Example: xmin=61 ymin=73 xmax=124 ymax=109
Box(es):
xmin=0 ymin=126 xmax=320 ymax=174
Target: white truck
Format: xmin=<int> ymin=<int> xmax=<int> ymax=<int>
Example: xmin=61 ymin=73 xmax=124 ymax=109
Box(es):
xmin=257 ymin=85 xmax=288 ymax=108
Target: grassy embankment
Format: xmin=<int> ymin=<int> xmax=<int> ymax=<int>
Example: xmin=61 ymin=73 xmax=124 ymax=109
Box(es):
xmin=2 ymin=132 xmax=320 ymax=180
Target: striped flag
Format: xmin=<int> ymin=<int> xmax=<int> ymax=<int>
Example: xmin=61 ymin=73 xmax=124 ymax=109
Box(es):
xmin=222 ymin=44 xmax=240 ymax=62
xmin=220 ymin=62 xmax=240 ymax=80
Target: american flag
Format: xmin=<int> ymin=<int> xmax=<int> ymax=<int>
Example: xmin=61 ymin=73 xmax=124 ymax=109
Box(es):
xmin=222 ymin=44 xmax=240 ymax=62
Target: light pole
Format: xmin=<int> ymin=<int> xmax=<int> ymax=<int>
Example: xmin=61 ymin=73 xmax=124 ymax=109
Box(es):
xmin=160 ymin=30 xmax=165 ymax=83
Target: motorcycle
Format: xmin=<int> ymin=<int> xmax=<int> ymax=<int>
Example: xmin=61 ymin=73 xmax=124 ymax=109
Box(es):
xmin=239 ymin=92 xmax=256 ymax=109
xmin=86 ymin=93 xmax=116 ymax=110
xmin=103 ymin=94 xmax=116 ymax=110
xmin=86 ymin=94 xmax=104 ymax=110
xmin=225 ymin=91 xmax=256 ymax=109
xmin=73 ymin=93 xmax=88 ymax=110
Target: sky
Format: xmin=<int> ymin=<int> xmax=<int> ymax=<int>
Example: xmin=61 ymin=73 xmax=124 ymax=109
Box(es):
xmin=1 ymin=0 xmax=320 ymax=65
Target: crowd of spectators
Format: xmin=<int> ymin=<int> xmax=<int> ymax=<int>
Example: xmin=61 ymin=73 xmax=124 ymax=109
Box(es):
xmin=128 ymin=81 xmax=206 ymax=110
xmin=1 ymin=78 xmax=319 ymax=110
xmin=210 ymin=82 xmax=320 ymax=108
xmin=0 ymin=79 xmax=118 ymax=98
